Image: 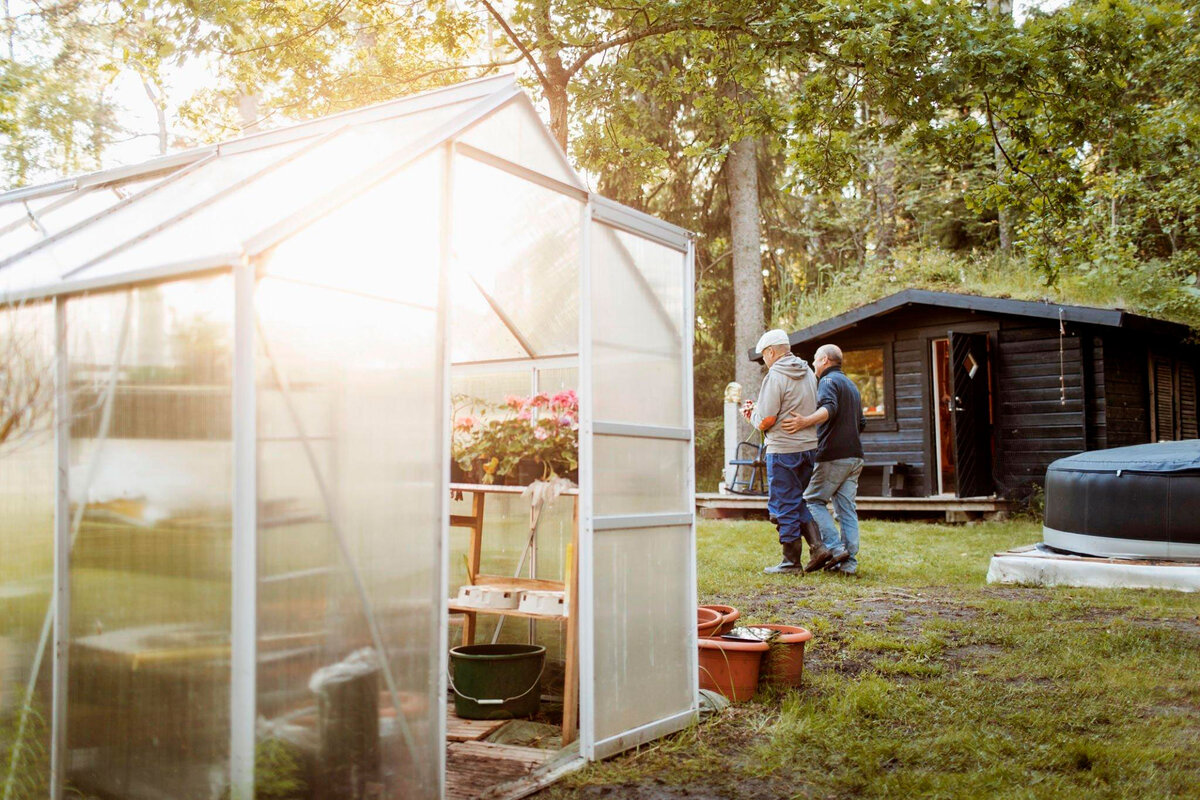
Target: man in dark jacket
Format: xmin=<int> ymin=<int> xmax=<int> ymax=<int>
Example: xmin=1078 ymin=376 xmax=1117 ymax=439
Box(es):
xmin=781 ymin=344 xmax=866 ymax=575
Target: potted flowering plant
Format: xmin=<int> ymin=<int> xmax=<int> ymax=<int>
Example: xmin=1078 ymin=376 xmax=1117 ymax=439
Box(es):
xmin=452 ymin=390 xmax=579 ymax=485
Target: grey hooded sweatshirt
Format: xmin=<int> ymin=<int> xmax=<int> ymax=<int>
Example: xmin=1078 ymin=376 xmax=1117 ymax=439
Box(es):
xmin=750 ymin=353 xmax=819 ymax=454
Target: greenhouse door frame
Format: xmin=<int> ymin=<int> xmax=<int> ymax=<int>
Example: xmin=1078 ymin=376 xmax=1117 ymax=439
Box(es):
xmin=577 ymin=197 xmax=699 ymax=762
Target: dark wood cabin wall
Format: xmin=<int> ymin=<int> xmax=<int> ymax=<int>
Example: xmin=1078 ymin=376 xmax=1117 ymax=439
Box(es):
xmin=799 ymin=307 xmax=995 ymax=496
xmin=1102 ymin=336 xmax=1151 ymax=447
xmin=993 ymin=323 xmax=1087 ymax=494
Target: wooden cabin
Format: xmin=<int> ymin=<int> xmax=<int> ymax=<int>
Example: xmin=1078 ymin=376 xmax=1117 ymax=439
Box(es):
xmin=780 ymin=289 xmax=1200 ymax=500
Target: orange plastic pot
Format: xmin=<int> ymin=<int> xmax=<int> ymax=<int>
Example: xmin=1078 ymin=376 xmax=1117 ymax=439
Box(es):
xmin=697 ymin=637 xmax=769 ymax=702
xmin=756 ymin=624 xmax=813 ymax=688
xmin=701 ymin=604 xmax=741 ymax=636
xmin=697 ymin=607 xmax=723 ymax=638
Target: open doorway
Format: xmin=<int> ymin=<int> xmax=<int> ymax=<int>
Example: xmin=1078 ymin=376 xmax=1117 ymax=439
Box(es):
xmin=931 ymin=338 xmax=956 ymax=495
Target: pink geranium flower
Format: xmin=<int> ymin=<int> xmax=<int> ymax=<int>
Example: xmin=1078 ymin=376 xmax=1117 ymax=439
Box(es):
xmin=454 ymin=415 xmax=478 ymax=431
xmin=534 ymin=426 xmax=550 ymax=440
xmin=504 ymin=395 xmax=525 ymax=410
xmin=517 ymin=408 xmax=532 ymax=421
xmin=529 ymin=392 xmax=551 ymax=408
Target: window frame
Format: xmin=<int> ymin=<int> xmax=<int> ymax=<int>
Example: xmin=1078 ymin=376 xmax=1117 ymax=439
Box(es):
xmin=840 ymin=342 xmax=897 ymax=433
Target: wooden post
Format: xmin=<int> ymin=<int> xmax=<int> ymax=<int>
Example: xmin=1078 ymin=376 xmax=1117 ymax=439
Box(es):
xmin=562 ymin=499 xmax=580 ymax=745
xmin=457 ymin=491 xmax=486 ymax=646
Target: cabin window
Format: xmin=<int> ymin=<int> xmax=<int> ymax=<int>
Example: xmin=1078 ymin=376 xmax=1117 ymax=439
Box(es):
xmin=842 ymin=345 xmax=895 ymax=429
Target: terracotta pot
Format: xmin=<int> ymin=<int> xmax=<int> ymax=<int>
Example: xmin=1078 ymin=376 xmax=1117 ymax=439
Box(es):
xmin=756 ymin=624 xmax=813 ymax=688
xmin=701 ymin=604 xmax=741 ymax=636
xmin=696 ymin=607 xmax=723 ymax=638
xmin=697 ymin=637 xmax=769 ymax=702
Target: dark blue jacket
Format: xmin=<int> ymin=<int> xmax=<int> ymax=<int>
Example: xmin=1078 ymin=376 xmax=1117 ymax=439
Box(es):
xmin=815 ymin=367 xmax=866 ymax=462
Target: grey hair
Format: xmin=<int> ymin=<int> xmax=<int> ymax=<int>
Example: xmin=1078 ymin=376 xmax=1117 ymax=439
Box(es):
xmin=815 ymin=343 xmax=843 ymax=366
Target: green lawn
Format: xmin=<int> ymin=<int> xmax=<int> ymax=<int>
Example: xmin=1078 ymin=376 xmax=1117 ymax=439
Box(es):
xmin=542 ymin=519 xmax=1200 ymax=799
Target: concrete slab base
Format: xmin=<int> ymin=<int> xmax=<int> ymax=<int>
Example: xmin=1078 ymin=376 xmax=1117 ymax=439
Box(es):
xmin=988 ymin=544 xmax=1200 ymax=593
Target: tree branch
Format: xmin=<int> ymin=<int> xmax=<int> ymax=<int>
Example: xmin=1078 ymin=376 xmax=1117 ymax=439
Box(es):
xmin=478 ymin=0 xmax=550 ymax=90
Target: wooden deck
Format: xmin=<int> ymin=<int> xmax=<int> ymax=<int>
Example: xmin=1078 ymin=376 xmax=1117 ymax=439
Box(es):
xmin=696 ymin=492 xmax=1015 ymax=522
xmin=445 ymin=707 xmax=577 ymax=800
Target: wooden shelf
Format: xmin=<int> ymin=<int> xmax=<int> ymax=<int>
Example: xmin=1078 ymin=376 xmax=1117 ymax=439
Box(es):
xmin=450 ymin=482 xmax=578 ymax=496
xmin=447 ymin=602 xmax=566 ymax=622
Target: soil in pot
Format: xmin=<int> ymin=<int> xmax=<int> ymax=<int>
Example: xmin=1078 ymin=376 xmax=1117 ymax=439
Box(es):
xmin=754 ymin=623 xmax=813 ymax=688
xmin=697 ymin=607 xmax=723 ymax=638
xmin=698 ymin=637 xmax=768 ymax=702
xmin=701 ymin=604 xmax=740 ymax=636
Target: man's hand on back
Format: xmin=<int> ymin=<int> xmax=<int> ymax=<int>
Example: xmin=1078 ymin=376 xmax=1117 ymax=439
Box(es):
xmin=780 ymin=411 xmax=811 ymax=434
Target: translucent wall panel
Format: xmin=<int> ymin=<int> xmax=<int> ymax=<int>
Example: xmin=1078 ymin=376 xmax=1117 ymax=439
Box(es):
xmin=457 ymin=101 xmax=580 ymax=187
xmin=255 ymin=151 xmax=444 ymax=797
xmin=591 ymin=223 xmax=686 ymax=427
xmin=65 ymin=278 xmax=234 ymax=799
xmin=0 ymin=301 xmax=55 ymax=797
xmin=451 ymin=155 xmax=581 ymax=362
xmin=592 ymin=526 xmax=693 ymax=740
xmin=594 ymin=437 xmax=690 ymax=516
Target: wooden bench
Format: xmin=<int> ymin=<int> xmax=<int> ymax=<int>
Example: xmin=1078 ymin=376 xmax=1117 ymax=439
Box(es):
xmin=862 ymin=461 xmax=909 ymax=497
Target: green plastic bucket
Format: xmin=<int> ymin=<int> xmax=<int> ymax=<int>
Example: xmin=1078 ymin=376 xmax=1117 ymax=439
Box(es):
xmin=449 ymin=643 xmax=546 ymax=720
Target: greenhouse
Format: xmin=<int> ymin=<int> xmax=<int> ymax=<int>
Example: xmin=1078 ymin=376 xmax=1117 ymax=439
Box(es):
xmin=0 ymin=74 xmax=696 ymax=800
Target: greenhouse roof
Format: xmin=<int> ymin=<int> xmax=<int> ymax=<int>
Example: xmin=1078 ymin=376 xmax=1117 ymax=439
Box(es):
xmin=0 ymin=74 xmax=687 ymax=310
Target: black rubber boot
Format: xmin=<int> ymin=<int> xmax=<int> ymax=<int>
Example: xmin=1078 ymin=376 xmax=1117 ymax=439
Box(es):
xmin=801 ymin=520 xmax=833 ymax=572
xmin=763 ymin=539 xmax=805 ymax=574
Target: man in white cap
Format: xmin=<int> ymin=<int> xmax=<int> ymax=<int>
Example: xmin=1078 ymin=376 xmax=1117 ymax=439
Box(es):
xmin=741 ymin=329 xmax=833 ymax=573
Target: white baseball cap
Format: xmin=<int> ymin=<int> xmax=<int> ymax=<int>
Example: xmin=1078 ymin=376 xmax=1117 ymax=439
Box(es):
xmin=755 ymin=329 xmax=791 ymax=353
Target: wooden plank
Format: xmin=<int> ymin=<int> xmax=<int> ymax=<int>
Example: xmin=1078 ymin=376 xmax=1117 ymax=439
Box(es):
xmin=562 ymin=503 xmax=579 ymax=746
xmin=447 ymin=708 xmax=511 ymax=742
xmin=446 ymin=741 xmax=554 ymax=800
xmin=472 ymin=575 xmax=565 ymax=591
xmin=447 ymin=602 xmax=566 ymax=621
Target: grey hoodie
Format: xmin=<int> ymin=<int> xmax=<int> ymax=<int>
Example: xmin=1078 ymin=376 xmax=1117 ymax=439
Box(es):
xmin=750 ymin=353 xmax=819 ymax=454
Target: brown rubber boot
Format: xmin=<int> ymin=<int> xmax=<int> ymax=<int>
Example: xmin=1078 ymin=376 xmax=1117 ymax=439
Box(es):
xmin=763 ymin=539 xmax=805 ymax=574
xmin=801 ymin=520 xmax=833 ymax=572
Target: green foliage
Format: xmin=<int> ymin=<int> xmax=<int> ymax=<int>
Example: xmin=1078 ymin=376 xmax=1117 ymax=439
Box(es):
xmin=218 ymin=738 xmax=306 ymax=800
xmin=0 ymin=698 xmax=49 ymax=800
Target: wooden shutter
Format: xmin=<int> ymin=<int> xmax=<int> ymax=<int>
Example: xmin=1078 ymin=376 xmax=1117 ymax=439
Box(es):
xmin=1152 ymin=357 xmax=1176 ymax=442
xmin=1181 ymin=363 xmax=1198 ymax=440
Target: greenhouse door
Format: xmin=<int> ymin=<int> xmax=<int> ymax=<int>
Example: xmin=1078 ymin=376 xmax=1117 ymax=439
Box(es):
xmin=581 ymin=201 xmax=697 ymax=760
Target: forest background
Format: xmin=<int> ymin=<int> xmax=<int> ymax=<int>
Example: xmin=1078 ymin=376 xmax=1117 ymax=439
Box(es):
xmin=2 ymin=0 xmax=1197 ymax=487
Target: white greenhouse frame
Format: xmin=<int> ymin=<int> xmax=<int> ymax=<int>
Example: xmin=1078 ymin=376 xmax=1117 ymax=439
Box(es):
xmin=0 ymin=74 xmax=697 ymax=800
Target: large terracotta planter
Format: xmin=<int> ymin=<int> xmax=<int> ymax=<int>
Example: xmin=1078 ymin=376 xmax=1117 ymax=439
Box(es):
xmin=697 ymin=637 xmax=769 ymax=702
xmin=696 ymin=607 xmax=723 ymax=638
xmin=701 ymin=604 xmax=740 ymax=636
xmin=756 ymin=624 xmax=813 ymax=688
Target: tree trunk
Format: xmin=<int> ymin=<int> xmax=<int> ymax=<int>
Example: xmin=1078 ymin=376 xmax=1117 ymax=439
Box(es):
xmin=989 ymin=0 xmax=1014 ymax=254
xmin=546 ymin=84 xmax=569 ymax=153
xmin=873 ymin=108 xmax=898 ymax=262
xmin=727 ymin=136 xmax=764 ymax=440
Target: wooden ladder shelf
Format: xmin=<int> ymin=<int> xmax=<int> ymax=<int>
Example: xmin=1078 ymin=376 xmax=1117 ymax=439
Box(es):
xmin=448 ymin=484 xmax=579 ymax=746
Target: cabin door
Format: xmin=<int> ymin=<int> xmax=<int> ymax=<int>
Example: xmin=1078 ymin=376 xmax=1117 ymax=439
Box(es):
xmin=948 ymin=331 xmax=994 ymax=497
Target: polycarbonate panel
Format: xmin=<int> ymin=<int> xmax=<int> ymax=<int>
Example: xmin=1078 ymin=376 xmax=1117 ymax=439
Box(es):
xmin=14 ymin=142 xmax=307 ymax=280
xmin=458 ymin=101 xmax=580 ymax=187
xmin=79 ymin=105 xmax=476 ymax=284
xmin=451 ymin=155 xmax=581 ymax=362
xmin=65 ymin=277 xmax=234 ymax=799
xmin=0 ymin=301 xmax=55 ymax=796
xmin=255 ymin=212 xmax=442 ymax=796
xmin=591 ymin=222 xmax=686 ymax=427
xmin=536 ymin=367 xmax=577 ymax=394
xmin=592 ymin=526 xmax=692 ymax=741
xmin=0 ymin=190 xmax=117 ymax=260
xmin=594 ymin=436 xmax=690 ymax=516
xmin=260 ymin=153 xmax=441 ymax=306
xmin=452 ymin=369 xmax=533 ymax=410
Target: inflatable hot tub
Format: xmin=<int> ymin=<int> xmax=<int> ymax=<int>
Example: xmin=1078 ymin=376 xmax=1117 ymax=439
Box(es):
xmin=1044 ymin=441 xmax=1200 ymax=561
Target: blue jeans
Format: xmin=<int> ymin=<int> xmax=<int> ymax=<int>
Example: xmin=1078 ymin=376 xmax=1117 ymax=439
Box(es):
xmin=766 ymin=450 xmax=816 ymax=544
xmin=803 ymin=457 xmax=864 ymax=571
